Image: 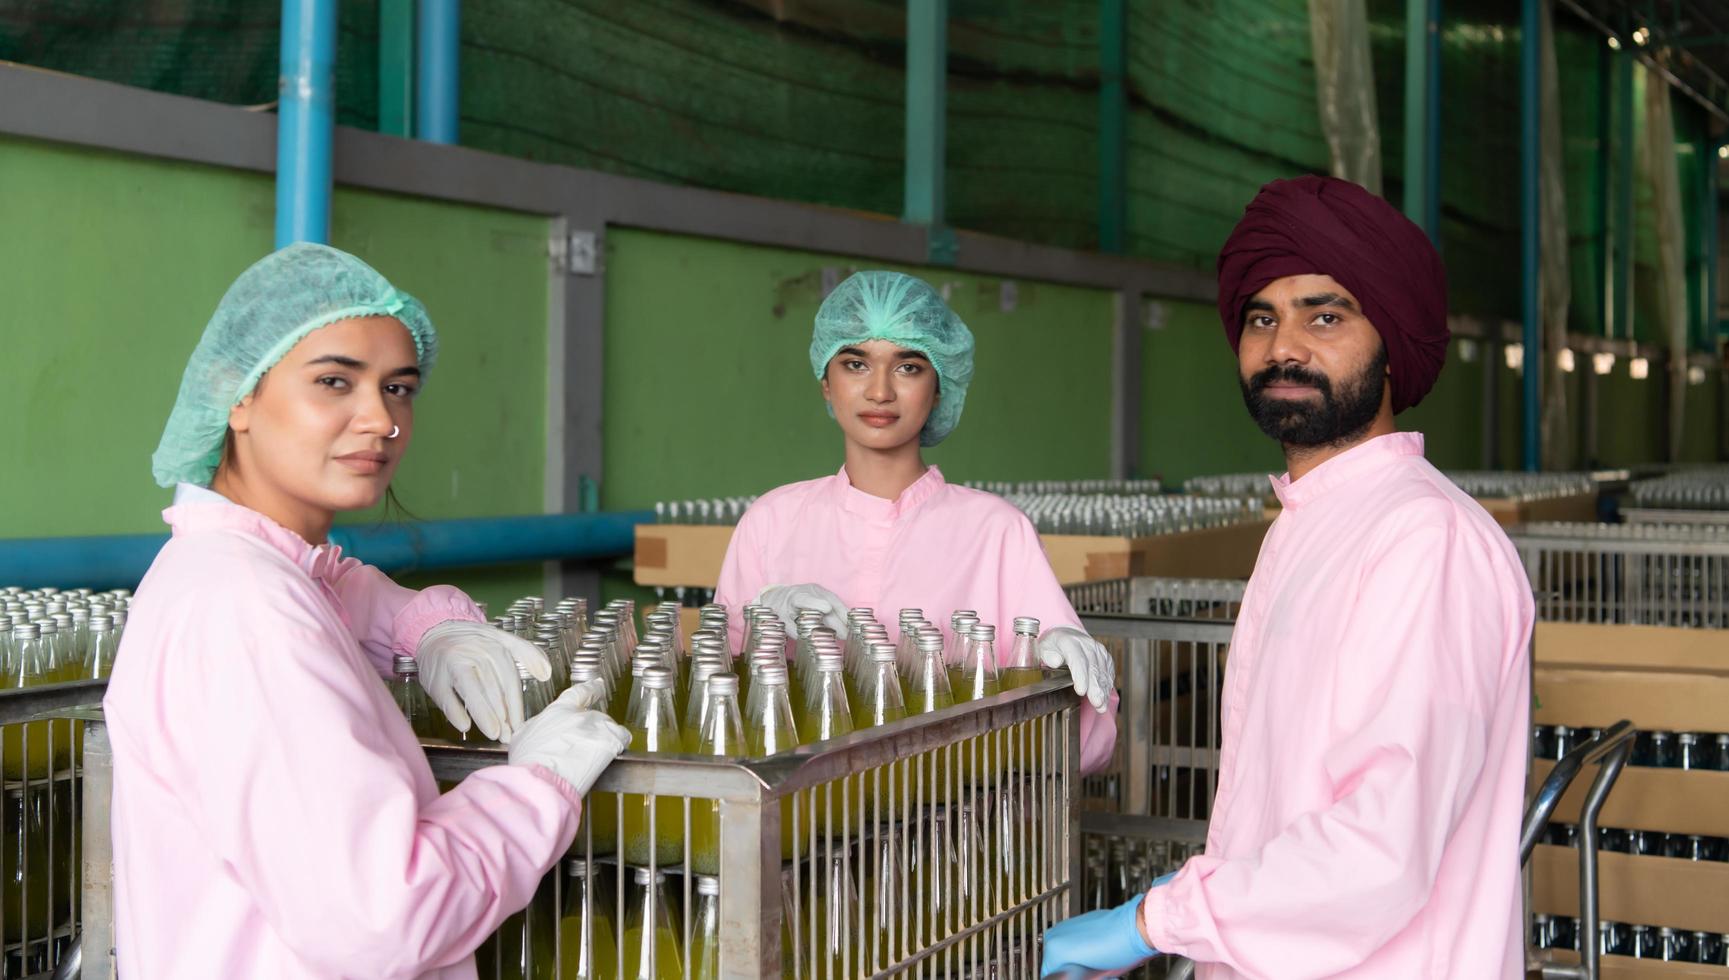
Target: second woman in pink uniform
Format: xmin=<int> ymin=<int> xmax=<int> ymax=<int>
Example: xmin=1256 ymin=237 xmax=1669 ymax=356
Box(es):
xmin=714 ymin=270 xmax=1118 ymax=772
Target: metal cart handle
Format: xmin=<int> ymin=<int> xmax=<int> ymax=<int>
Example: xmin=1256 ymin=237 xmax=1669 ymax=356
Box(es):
xmin=1519 ymin=719 xmax=1638 ymax=980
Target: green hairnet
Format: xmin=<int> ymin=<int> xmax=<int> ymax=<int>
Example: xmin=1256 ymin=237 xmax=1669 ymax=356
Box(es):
xmin=809 ymin=271 xmax=975 ymax=447
xmin=151 ymin=243 xmax=438 ymax=488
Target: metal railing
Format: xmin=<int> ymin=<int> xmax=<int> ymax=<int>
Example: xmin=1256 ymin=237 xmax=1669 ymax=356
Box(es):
xmin=1511 ymin=523 xmax=1729 ymax=627
xmin=76 ymin=677 xmax=1082 ymax=980
xmin=1063 ymin=578 xmax=1244 ymax=623
xmin=0 ymin=681 xmax=101 ymax=980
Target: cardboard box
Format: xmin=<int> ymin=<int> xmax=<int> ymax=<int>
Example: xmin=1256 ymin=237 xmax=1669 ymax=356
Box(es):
xmin=1477 ymin=491 xmax=1599 ymax=528
xmin=1529 ymin=760 xmax=1729 ymax=838
xmin=633 ymin=525 xmax=736 ymax=589
xmin=634 ymin=520 xmax=1273 ymax=589
xmin=1536 ymin=949 xmax=1729 ymax=979
xmin=1530 ymin=844 xmax=1729 ymax=934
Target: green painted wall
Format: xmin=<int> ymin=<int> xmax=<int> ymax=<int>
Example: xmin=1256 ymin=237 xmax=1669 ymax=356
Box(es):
xmin=0 ymin=136 xmax=550 ymax=612
xmin=599 ymin=229 xmax=1118 ymax=509
xmin=1138 ymin=301 xmax=1492 ymax=483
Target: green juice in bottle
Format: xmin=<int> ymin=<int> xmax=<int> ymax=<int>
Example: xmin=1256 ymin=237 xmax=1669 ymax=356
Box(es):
xmin=621 ymin=867 xmax=683 ymax=979
xmin=557 ymin=861 xmax=618 ymax=980
xmin=687 ymin=675 xmax=744 ymax=876
xmin=744 ymin=664 xmax=801 ymax=860
xmin=620 ymin=667 xmax=683 ymax=867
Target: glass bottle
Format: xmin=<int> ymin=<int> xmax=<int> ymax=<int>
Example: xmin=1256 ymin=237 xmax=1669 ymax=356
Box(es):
xmin=558 ymin=860 xmax=617 ymax=980
xmin=943 ymin=615 xmax=979 ymax=677
xmin=615 ymin=654 xmax=655 ymax=725
xmin=802 ymin=654 xmax=854 ymax=744
xmin=687 ymin=874 xmax=722 ymax=980
xmin=81 ymin=614 xmax=118 ymax=681
xmin=853 ymin=645 xmax=908 ymax=729
xmin=682 ymin=656 xmax=728 ymax=753
xmin=907 ymin=639 xmax=955 ymax=716
xmin=688 ymin=675 xmax=745 ymax=876
xmin=950 ymin=623 xmax=1001 ymax=701
xmin=1003 ymin=617 xmax=1044 ymax=689
xmin=519 ymin=659 xmax=552 ymax=722
xmin=622 ymin=867 xmax=683 ymax=980
xmin=620 ymin=666 xmax=683 ymax=868
xmin=1678 ymin=732 xmax=1705 ymax=770
xmin=390 ymin=655 xmax=436 ymax=738
xmin=532 ymin=626 xmax=572 ymax=697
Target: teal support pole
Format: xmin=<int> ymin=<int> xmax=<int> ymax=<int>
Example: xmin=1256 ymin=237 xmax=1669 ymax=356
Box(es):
xmin=416 ymin=0 xmax=460 ymax=144
xmin=1520 ymin=0 xmax=1541 ymax=471
xmin=1612 ymin=35 xmax=1634 ymax=341
xmin=1098 ymin=0 xmax=1128 ymax=254
xmin=1709 ymin=142 xmax=1722 ymax=348
xmin=275 ymin=0 xmax=337 ymax=247
xmin=904 ymin=0 xmax=954 ymax=263
xmin=1403 ymin=0 xmax=1442 ymax=241
xmin=378 ymin=0 xmax=414 ymax=137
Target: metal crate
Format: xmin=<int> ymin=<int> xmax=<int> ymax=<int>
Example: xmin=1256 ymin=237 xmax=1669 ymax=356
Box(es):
xmin=1064 ymin=578 xmax=1245 ymax=623
xmin=78 ymin=677 xmax=1082 ymax=980
xmin=1511 ymin=523 xmax=1729 ymax=627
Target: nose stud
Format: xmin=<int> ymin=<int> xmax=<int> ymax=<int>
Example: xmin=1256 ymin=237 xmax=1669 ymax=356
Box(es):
xmin=387 ymin=425 xmax=400 ymax=440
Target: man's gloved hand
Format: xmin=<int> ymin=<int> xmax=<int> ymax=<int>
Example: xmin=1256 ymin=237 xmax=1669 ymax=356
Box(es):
xmin=1040 ymin=874 xmax=1173 ymax=977
xmin=507 ymin=681 xmax=632 ymax=797
xmin=755 ymin=583 xmax=849 ymax=638
xmin=1040 ymin=626 xmax=1115 ymax=713
xmin=417 ymin=620 xmax=553 ymax=743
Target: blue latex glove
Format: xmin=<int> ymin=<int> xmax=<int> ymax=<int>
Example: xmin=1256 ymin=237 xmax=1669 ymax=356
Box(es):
xmin=1040 ymin=873 xmax=1174 ymax=978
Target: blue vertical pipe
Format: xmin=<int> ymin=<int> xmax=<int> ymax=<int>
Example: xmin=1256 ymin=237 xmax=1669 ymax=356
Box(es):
xmin=1097 ymin=0 xmax=1128 ymax=254
xmin=416 ymin=0 xmax=460 ymax=144
xmin=274 ymin=0 xmax=337 ymax=247
xmin=903 ymin=0 xmax=947 ymax=229
xmin=1403 ymin=0 xmax=1442 ymax=241
xmin=1519 ymin=0 xmax=1541 ymax=471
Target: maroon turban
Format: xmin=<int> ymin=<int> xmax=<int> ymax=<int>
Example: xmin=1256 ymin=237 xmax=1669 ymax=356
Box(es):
xmin=1216 ymin=175 xmax=1449 ymax=414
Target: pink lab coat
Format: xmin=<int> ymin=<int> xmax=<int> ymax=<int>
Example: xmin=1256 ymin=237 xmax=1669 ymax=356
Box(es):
xmin=1141 ymin=433 xmax=1534 ymax=979
xmin=714 ymin=465 xmax=1118 ymax=773
xmin=103 ymin=489 xmax=582 ymax=979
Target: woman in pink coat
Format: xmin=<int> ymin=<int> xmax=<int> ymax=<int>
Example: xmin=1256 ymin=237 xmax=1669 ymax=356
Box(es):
xmin=713 ymin=271 xmax=1118 ymax=773
xmin=103 ymin=244 xmax=631 ymax=979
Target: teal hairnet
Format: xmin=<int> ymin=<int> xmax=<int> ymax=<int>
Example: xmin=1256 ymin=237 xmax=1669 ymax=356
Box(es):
xmin=151 ymin=243 xmax=438 ymax=488
xmin=809 ymin=271 xmax=975 ymax=447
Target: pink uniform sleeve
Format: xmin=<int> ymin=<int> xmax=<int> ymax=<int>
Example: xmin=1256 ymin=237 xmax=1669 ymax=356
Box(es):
xmin=1141 ymin=511 xmax=1517 ymax=977
xmin=328 ymin=561 xmax=485 ymax=679
xmin=178 ymin=576 xmax=579 ymax=977
xmin=997 ymin=514 xmax=1120 ymax=775
xmin=714 ymin=505 xmax=771 ymax=654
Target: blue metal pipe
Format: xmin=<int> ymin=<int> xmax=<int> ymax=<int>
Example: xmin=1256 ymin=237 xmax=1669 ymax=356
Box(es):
xmin=0 ymin=512 xmax=652 ymax=592
xmin=416 ymin=0 xmax=461 ymax=144
xmin=274 ymin=0 xmax=337 ymax=247
xmin=1519 ymin=0 xmax=1542 ymax=471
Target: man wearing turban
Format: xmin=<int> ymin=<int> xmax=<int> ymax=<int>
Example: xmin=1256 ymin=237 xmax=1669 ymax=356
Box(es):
xmin=1043 ymin=176 xmax=1535 ymax=978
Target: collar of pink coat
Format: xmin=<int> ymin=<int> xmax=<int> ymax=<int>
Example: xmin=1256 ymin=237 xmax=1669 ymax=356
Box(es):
xmin=1268 ymin=431 xmax=1425 ymax=509
xmin=163 ymin=498 xmax=361 ymax=584
xmin=830 ymin=464 xmax=947 ymax=523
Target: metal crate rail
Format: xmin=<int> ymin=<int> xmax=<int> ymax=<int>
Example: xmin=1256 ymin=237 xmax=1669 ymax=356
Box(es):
xmin=0 ymin=680 xmax=104 ymax=980
xmin=80 ymin=677 xmax=1083 ymax=980
xmin=1065 ymin=578 xmax=1245 ymax=622
xmin=1511 ymin=524 xmax=1729 ymax=627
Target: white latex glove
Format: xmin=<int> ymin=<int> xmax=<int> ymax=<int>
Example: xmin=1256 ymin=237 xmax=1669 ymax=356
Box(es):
xmin=508 ymin=680 xmax=632 ymax=797
xmin=755 ymin=583 xmax=849 ymax=638
xmin=417 ymin=620 xmax=553 ymax=744
xmin=1040 ymin=627 xmax=1114 ymax=713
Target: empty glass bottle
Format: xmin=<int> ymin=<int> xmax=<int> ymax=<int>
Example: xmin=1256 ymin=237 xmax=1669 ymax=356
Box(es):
xmin=390 ymin=655 xmax=437 ymax=738
xmin=81 ymin=614 xmax=118 ymax=681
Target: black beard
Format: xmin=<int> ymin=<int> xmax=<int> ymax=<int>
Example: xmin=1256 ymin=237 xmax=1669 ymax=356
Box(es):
xmin=1239 ymin=346 xmax=1387 ymax=449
